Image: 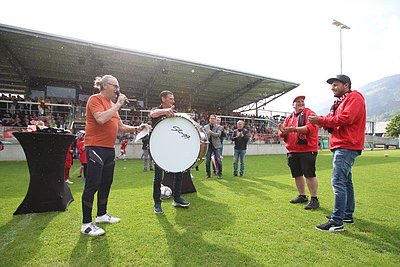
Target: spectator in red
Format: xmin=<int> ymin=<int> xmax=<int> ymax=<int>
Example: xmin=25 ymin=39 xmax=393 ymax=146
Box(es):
xmin=116 ymin=137 xmax=128 ymax=160
xmin=76 ymin=131 xmax=87 ymax=181
xmin=310 ymin=74 xmax=366 ymax=232
xmin=64 ymin=144 xmax=74 ymax=184
xmin=278 ymin=96 xmax=320 ymax=210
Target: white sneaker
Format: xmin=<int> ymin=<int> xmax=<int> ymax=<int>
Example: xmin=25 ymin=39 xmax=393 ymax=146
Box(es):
xmin=95 ymin=213 xmax=120 ymax=224
xmin=80 ymin=222 xmax=105 ymax=236
xmin=66 ymin=179 xmax=73 ymax=184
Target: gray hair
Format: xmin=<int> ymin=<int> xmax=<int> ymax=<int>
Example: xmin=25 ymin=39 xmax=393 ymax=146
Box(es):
xmin=93 ymin=75 xmax=116 ymax=91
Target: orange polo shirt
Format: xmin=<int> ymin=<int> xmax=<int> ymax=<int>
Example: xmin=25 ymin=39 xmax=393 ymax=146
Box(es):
xmin=85 ymin=94 xmax=120 ymax=148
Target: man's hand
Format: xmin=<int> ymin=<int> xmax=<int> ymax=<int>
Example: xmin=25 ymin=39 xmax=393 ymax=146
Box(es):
xmin=165 ymin=105 xmax=175 ymax=118
xmin=278 ymin=123 xmax=287 ymax=134
xmin=308 ymin=115 xmax=321 ymax=125
xmin=116 ymin=93 xmax=127 ymax=107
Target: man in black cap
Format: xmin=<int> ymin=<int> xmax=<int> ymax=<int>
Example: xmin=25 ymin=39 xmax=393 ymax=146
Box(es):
xmin=309 ymin=74 xmax=366 ymax=232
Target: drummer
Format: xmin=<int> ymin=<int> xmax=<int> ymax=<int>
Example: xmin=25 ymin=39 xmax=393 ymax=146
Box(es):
xmin=150 ymin=90 xmax=190 ymax=214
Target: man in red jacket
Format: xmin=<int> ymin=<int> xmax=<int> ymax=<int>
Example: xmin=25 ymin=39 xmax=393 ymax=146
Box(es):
xmin=279 ymin=96 xmax=320 ymax=210
xmin=309 ymin=74 xmax=366 ymax=232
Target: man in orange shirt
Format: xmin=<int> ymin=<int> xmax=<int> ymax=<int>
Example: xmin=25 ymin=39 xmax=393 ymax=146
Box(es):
xmin=81 ymin=75 xmax=145 ymax=237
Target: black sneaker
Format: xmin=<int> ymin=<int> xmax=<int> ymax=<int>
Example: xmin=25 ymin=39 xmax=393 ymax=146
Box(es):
xmin=290 ymin=195 xmax=308 ymax=204
xmin=315 ymin=220 xmax=344 ymax=232
xmin=173 ymin=197 xmax=190 ymax=207
xmin=304 ymin=198 xmax=320 ymax=210
xmin=154 ymin=203 xmax=163 ymax=214
xmin=325 ymin=215 xmax=354 ymax=224
xmin=234 ymin=173 xmax=238 ymax=176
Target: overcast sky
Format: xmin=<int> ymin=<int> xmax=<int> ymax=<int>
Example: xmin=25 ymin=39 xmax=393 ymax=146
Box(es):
xmin=1 ymin=0 xmax=399 ymax=113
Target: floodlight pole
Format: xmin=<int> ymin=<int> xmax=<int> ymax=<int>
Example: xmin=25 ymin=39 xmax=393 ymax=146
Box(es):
xmin=332 ymin=19 xmax=350 ymax=74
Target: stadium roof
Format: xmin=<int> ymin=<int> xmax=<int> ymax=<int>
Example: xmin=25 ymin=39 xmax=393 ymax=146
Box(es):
xmin=0 ymin=23 xmax=299 ymax=112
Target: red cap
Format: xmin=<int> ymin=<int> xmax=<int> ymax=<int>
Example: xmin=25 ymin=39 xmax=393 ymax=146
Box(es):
xmin=293 ymin=95 xmax=305 ymax=103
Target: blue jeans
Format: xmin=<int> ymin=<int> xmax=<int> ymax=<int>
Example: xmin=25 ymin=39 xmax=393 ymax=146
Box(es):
xmin=206 ymin=146 xmax=222 ymax=176
xmin=331 ymin=149 xmax=359 ymax=224
xmin=212 ymin=147 xmax=224 ymax=173
xmin=233 ymin=149 xmax=246 ymax=175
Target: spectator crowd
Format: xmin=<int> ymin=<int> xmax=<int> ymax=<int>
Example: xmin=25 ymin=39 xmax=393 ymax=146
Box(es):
xmin=1 ymin=93 xmax=284 ymax=145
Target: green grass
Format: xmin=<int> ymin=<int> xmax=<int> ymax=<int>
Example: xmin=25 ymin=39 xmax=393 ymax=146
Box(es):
xmin=1 ymin=150 xmax=400 ymax=266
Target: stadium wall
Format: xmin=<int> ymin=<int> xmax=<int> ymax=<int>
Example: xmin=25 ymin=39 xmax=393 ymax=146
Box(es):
xmin=0 ymin=143 xmax=287 ymax=161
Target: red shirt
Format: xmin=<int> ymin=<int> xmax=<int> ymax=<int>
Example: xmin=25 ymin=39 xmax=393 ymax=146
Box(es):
xmin=319 ymin=90 xmax=366 ymax=151
xmin=85 ymin=94 xmax=120 ymax=148
xmin=120 ymin=139 xmax=128 ymax=152
xmin=76 ymin=139 xmax=87 ymax=164
xmin=65 ymin=145 xmax=73 ymax=168
xmin=280 ymin=108 xmax=319 ymax=152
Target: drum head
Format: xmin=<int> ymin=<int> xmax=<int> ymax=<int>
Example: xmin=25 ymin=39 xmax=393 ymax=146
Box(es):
xmin=150 ymin=116 xmax=201 ymax=172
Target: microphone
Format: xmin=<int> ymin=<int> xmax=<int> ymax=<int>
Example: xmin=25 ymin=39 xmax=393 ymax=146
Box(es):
xmin=116 ymin=90 xmax=130 ymax=105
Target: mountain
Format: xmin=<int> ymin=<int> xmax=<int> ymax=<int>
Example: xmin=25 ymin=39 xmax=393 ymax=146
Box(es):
xmin=316 ymin=74 xmax=400 ymax=121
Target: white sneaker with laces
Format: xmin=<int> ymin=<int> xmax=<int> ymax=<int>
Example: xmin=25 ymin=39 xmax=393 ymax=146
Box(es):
xmin=95 ymin=213 xmax=120 ymax=224
xmin=80 ymin=222 xmax=105 ymax=236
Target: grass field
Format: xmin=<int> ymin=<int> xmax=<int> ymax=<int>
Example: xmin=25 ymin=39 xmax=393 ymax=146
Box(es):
xmin=0 ymin=149 xmax=399 ymax=266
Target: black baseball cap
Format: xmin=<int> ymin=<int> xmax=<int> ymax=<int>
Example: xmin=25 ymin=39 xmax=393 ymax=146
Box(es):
xmin=327 ymin=74 xmax=351 ymax=85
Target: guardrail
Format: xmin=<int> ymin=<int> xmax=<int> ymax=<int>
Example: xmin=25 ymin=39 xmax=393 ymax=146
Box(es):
xmin=365 ymin=135 xmax=399 ymax=149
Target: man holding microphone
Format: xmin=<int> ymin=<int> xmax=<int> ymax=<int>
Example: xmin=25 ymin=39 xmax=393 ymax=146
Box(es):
xmin=81 ymin=75 xmax=145 ymax=237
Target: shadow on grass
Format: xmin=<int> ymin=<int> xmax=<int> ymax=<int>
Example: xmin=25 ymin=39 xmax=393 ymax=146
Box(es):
xmin=343 ymin=218 xmax=400 ymax=254
xmin=0 ymin=212 xmax=58 ymax=266
xmin=69 ymin=233 xmax=110 ymax=266
xmin=204 ymin=174 xmax=294 ymax=201
xmin=156 ymin=197 xmax=262 ymax=266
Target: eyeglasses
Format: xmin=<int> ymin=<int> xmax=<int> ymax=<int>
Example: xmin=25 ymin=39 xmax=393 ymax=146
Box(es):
xmin=108 ymin=83 xmax=120 ymax=90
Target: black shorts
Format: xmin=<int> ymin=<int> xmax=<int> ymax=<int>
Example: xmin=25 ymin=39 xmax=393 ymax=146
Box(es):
xmin=287 ymin=152 xmax=317 ymax=178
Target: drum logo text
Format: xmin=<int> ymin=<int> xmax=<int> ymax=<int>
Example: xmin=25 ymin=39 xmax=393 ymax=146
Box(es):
xmin=171 ymin=126 xmax=190 ymax=140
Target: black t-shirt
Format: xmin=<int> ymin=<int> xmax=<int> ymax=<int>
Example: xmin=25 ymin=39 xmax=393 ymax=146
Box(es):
xmin=141 ymin=134 xmax=150 ymax=150
xmin=151 ymin=105 xmax=165 ymax=127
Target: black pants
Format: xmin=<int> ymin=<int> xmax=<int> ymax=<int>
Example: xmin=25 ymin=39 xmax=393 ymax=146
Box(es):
xmin=82 ymin=146 xmax=115 ymax=224
xmin=153 ymin=164 xmax=183 ymax=204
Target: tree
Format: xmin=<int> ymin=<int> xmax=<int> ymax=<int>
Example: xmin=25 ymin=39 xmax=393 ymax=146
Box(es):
xmin=386 ymin=114 xmax=400 ymax=137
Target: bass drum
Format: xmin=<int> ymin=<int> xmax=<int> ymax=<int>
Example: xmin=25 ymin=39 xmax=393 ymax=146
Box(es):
xmin=150 ymin=113 xmax=207 ymax=172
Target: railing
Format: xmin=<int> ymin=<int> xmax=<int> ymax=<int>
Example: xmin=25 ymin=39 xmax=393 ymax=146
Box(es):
xmin=365 ymin=135 xmax=399 ymax=149
xmin=0 ymin=100 xmax=73 ymax=128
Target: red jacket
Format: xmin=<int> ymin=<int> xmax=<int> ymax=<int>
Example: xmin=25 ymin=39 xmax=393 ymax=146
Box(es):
xmin=76 ymin=139 xmax=87 ymax=164
xmin=120 ymin=139 xmax=128 ymax=152
xmin=279 ymin=108 xmax=319 ymax=153
xmin=65 ymin=145 xmax=73 ymax=168
xmin=319 ymin=90 xmax=366 ymax=151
